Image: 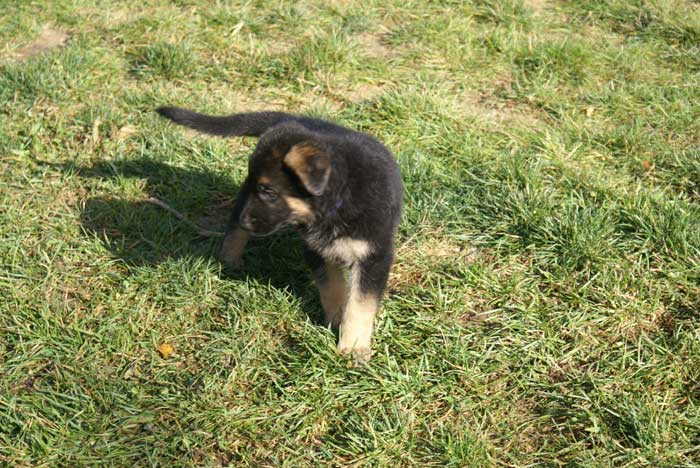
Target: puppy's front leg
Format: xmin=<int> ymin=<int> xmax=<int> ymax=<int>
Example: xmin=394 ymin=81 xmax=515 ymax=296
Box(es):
xmin=318 ymin=262 xmax=348 ymax=328
xmin=220 ymin=195 xmax=249 ymax=269
xmin=337 ymin=252 xmax=393 ymax=364
xmin=305 ymin=249 xmax=348 ymax=328
xmin=220 ymin=226 xmax=249 ymax=269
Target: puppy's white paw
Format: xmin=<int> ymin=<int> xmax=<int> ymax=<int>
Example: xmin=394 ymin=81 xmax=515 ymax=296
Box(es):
xmin=338 ymin=344 xmax=372 ymax=365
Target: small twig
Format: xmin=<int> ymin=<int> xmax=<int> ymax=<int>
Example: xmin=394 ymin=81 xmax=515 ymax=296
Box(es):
xmin=144 ymin=197 xmax=225 ymax=238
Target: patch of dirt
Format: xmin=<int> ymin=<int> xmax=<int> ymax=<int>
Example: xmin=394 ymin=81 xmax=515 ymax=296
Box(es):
xmin=397 ymin=235 xmax=478 ymax=264
xmin=354 ymin=32 xmax=393 ymax=59
xmin=454 ymin=89 xmax=543 ymax=129
xmin=262 ymin=39 xmax=296 ymax=55
xmin=389 ymin=236 xmax=480 ymax=291
xmin=215 ymin=90 xmax=284 ymax=113
xmin=344 ymin=83 xmax=385 ymax=104
xmin=522 ymin=0 xmax=550 ymax=15
xmin=416 ymin=237 xmax=473 ymax=259
xmin=298 ymin=93 xmax=343 ymax=111
xmin=15 ymin=26 xmax=69 ymax=60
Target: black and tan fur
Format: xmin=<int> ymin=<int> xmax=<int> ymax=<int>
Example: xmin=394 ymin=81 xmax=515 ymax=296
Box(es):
xmin=156 ymin=106 xmax=403 ymax=363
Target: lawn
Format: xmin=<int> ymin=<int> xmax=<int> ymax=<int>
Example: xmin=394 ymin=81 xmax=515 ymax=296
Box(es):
xmin=1 ymin=0 xmax=699 ymax=466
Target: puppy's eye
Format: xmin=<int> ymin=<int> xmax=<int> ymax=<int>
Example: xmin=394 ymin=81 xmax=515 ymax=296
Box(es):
xmin=257 ymin=184 xmax=278 ymax=200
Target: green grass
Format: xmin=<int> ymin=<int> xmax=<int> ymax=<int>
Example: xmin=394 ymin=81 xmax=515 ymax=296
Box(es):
xmin=1 ymin=0 xmax=700 ymax=466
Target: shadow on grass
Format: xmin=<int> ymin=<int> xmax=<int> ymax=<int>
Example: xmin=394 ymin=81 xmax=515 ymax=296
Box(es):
xmin=52 ymin=158 xmax=324 ymax=324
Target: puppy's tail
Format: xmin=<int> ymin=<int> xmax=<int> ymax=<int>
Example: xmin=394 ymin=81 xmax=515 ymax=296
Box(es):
xmin=156 ymin=106 xmax=295 ymax=137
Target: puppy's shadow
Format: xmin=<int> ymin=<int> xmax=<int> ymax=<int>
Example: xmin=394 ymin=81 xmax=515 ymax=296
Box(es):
xmin=60 ymin=158 xmax=322 ymax=322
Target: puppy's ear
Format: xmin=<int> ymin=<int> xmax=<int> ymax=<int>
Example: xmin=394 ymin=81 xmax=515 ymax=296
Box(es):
xmin=282 ymin=142 xmax=331 ymax=196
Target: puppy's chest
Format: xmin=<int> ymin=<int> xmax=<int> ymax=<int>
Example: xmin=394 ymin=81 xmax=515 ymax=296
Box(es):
xmin=306 ymin=232 xmax=372 ymax=265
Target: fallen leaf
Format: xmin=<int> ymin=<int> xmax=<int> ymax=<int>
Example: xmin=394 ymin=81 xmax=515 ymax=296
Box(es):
xmin=157 ymin=343 xmax=174 ymax=358
xmin=124 ymin=362 xmax=140 ymax=379
xmin=115 ymin=125 xmax=137 ymax=141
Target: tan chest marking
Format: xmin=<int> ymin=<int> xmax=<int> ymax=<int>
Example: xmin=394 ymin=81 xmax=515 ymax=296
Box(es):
xmin=323 ymin=237 xmax=372 ymax=264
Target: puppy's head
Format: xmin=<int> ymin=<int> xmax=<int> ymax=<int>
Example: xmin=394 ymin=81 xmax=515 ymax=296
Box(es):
xmin=236 ymin=125 xmax=331 ymax=236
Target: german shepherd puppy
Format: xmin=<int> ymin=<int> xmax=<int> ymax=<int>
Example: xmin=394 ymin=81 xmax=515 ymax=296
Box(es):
xmin=156 ymin=106 xmax=402 ymax=363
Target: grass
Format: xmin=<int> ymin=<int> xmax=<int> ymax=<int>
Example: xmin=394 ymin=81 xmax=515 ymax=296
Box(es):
xmin=1 ymin=0 xmax=699 ymax=466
